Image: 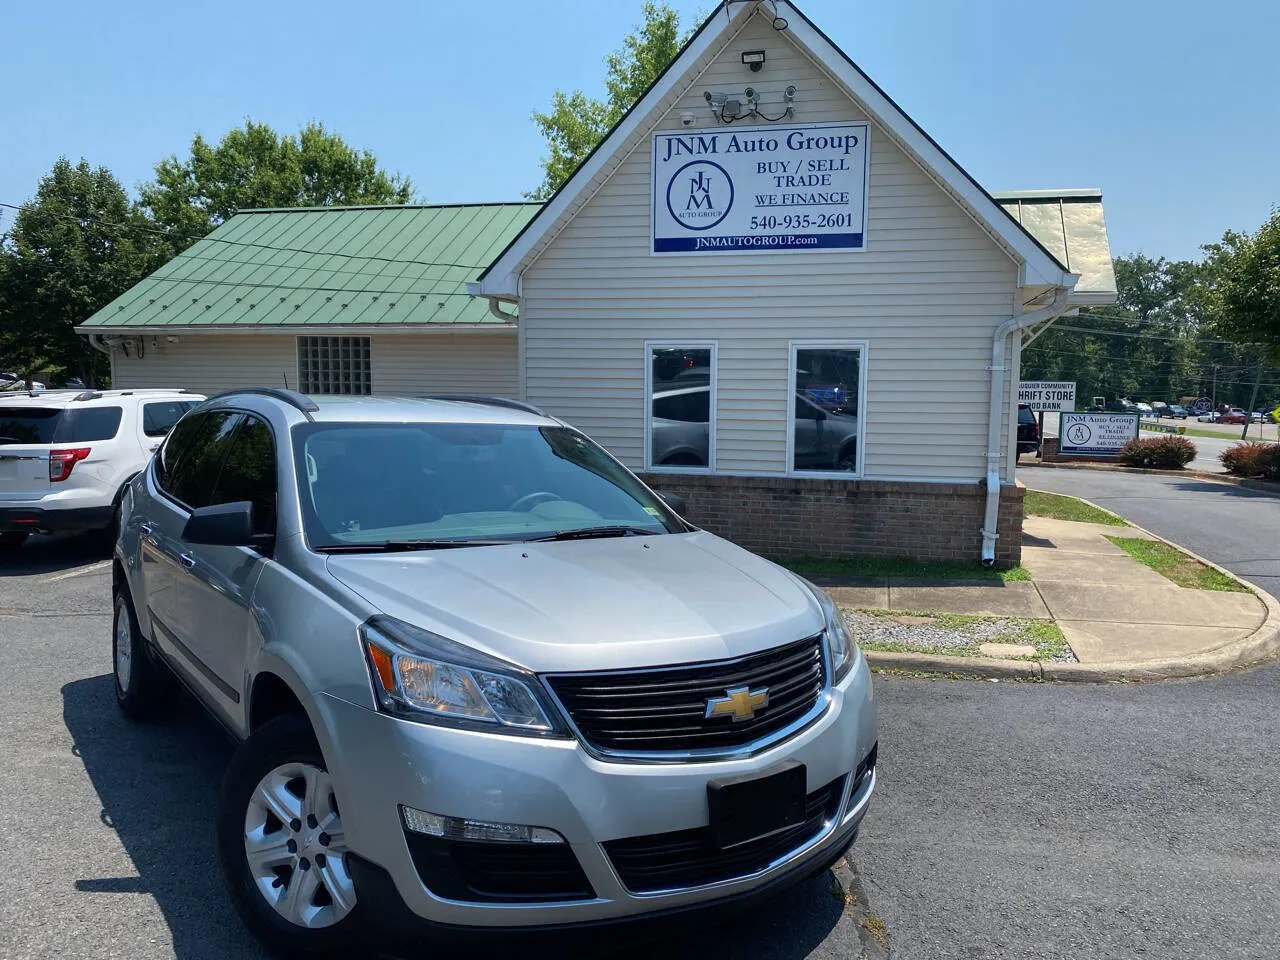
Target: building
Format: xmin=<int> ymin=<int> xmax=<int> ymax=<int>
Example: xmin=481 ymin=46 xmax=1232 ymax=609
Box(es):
xmin=80 ymin=0 xmax=1116 ymax=565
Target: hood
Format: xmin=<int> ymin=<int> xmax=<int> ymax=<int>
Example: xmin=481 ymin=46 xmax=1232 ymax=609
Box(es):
xmin=325 ymin=531 xmax=823 ymax=673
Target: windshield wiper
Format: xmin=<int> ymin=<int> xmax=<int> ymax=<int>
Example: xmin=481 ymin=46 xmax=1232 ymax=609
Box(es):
xmin=316 ymin=539 xmax=516 ymax=553
xmin=529 ymin=526 xmax=662 ymax=542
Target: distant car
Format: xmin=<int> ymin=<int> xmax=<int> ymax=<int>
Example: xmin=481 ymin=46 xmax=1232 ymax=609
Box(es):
xmin=650 ymin=385 xmax=711 ymax=467
xmin=1016 ymin=403 xmax=1041 ymax=457
xmin=1151 ymin=401 xmax=1170 ymax=418
xmin=1134 ymin=402 xmax=1154 ymax=416
xmin=1249 ymin=411 xmax=1265 ymax=423
xmin=0 ymin=388 xmax=203 ymax=549
xmin=1165 ymin=404 xmax=1189 ymax=419
xmin=792 ymin=393 xmax=859 ymax=470
xmin=1218 ymin=408 xmax=1248 ymax=425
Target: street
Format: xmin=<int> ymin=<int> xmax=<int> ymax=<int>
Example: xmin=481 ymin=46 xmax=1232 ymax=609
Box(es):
xmin=1020 ymin=467 xmax=1280 ymax=599
xmin=6 ymin=470 xmax=1280 ymax=960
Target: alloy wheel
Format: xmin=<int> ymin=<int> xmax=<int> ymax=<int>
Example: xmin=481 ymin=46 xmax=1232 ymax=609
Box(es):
xmin=114 ymin=603 xmax=133 ymax=691
xmin=243 ymin=762 xmax=355 ymax=929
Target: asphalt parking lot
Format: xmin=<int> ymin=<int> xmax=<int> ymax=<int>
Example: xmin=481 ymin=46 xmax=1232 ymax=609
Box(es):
xmin=0 ymin=534 xmax=881 ymax=960
xmin=7 ymin=527 xmax=1280 ymax=960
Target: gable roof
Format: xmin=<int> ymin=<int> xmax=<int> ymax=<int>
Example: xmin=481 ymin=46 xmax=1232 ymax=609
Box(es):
xmin=79 ymin=203 xmax=539 ymax=332
xmin=474 ymin=0 xmax=1077 ymax=299
xmin=993 ymin=190 xmax=1117 ymax=303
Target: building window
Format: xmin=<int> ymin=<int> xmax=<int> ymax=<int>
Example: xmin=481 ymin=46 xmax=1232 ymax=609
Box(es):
xmin=646 ymin=342 xmax=715 ymax=471
xmin=788 ymin=342 xmax=865 ymax=475
xmin=297 ymin=336 xmax=371 ymax=395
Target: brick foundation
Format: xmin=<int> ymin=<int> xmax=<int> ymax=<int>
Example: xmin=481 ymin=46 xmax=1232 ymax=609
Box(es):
xmin=639 ymin=474 xmax=1024 ymax=566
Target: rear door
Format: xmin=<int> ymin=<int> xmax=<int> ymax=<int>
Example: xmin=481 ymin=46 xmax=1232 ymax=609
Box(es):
xmin=0 ymin=406 xmax=59 ymax=502
xmin=138 ymin=399 xmax=197 ymax=455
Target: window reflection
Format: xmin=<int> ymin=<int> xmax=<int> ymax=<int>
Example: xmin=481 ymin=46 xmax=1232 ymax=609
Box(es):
xmin=649 ymin=346 xmax=713 ymax=468
xmin=792 ymin=347 xmax=861 ymax=472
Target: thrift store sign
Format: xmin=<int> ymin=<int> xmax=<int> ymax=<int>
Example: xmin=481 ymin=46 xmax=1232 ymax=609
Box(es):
xmin=651 ymin=121 xmax=870 ymax=254
xmin=1059 ymin=412 xmax=1140 ymax=456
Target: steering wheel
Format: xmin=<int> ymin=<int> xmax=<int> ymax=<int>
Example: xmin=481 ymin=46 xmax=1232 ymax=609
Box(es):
xmin=509 ymin=491 xmax=562 ymax=512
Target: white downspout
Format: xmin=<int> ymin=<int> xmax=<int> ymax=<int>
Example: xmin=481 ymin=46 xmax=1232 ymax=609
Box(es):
xmin=981 ymin=288 xmax=1072 ymax=565
xmin=486 ymin=297 xmax=518 ymax=323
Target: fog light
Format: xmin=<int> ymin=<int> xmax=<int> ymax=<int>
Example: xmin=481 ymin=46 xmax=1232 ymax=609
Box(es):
xmin=400 ymin=805 xmax=565 ymax=844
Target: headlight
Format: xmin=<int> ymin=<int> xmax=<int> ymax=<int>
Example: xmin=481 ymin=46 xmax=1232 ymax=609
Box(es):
xmin=361 ymin=616 xmax=568 ymax=737
xmin=798 ymin=578 xmax=859 ymax=683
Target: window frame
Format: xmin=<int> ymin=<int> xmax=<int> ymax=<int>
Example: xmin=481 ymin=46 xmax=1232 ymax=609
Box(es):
xmin=786 ymin=339 xmax=868 ymax=479
xmin=643 ymin=340 xmax=718 ymax=475
xmin=296 ymin=335 xmax=372 ymax=395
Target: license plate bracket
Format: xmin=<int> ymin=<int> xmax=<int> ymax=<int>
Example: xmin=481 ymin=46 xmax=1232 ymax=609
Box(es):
xmin=707 ymin=762 xmax=807 ymax=850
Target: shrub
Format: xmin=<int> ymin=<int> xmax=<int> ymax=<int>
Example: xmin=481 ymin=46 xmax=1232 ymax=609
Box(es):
xmin=1221 ymin=441 xmax=1280 ymax=480
xmin=1117 ymin=435 xmax=1197 ymax=469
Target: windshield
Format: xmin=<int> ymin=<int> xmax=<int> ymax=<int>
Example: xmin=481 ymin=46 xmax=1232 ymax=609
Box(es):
xmin=293 ymin=422 xmax=683 ymax=549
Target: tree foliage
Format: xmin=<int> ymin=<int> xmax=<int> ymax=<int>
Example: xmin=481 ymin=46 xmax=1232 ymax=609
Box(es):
xmin=0 ymin=159 xmax=169 ymax=385
xmin=141 ymin=120 xmax=414 ymax=245
xmin=529 ymin=2 xmax=688 ymax=199
xmin=1202 ymin=207 xmax=1280 ymax=363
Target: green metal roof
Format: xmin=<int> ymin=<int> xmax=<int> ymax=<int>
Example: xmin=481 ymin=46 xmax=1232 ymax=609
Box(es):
xmin=80 ymin=203 xmax=541 ymax=329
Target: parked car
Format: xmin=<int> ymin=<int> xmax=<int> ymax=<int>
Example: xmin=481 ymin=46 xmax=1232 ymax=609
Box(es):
xmin=1016 ymin=403 xmax=1041 ymax=457
xmin=1196 ymin=411 xmax=1220 ymax=423
xmin=1165 ymin=404 xmax=1189 ymax=419
xmin=1134 ymin=402 xmax=1154 ymax=416
xmin=112 ymin=389 xmax=878 ymax=954
xmin=1150 ymin=401 xmax=1170 ymax=418
xmin=1217 ymin=408 xmax=1248 ymax=425
xmin=650 ymin=385 xmax=859 ymax=471
xmin=0 ymin=388 xmax=202 ymax=548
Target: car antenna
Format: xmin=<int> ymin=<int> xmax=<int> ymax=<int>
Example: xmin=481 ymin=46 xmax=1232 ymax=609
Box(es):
xmin=282 ymin=372 xmax=289 ymax=389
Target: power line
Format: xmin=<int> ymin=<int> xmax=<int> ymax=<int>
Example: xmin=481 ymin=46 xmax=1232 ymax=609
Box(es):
xmin=0 ymin=200 xmax=496 ymax=273
xmin=1046 ymin=323 xmax=1242 ymax=344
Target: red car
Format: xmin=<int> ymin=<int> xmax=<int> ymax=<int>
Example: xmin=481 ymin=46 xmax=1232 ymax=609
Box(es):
xmin=1218 ymin=409 xmax=1248 ymax=424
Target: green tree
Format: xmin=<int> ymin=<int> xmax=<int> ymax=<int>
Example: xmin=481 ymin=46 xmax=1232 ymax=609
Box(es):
xmin=0 ymin=159 xmax=169 ymax=386
xmin=1203 ymin=208 xmax=1280 ymax=363
xmin=141 ymin=120 xmax=414 ymax=246
xmin=529 ymin=2 xmax=688 ymax=199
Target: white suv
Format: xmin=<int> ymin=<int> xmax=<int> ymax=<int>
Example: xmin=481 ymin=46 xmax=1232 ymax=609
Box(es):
xmin=0 ymin=388 xmax=203 ymax=548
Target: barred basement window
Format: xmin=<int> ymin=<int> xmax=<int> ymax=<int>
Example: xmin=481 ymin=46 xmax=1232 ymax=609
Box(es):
xmin=297 ymin=337 xmax=372 ymax=395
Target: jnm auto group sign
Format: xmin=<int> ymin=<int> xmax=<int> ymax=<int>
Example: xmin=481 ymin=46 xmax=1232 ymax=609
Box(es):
xmin=651 ymin=121 xmax=870 ymax=254
xmin=1059 ymin=412 xmax=1139 ymax=456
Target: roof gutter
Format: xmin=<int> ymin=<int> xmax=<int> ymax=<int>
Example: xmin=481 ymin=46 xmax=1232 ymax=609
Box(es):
xmin=981 ymin=286 xmax=1075 ymax=565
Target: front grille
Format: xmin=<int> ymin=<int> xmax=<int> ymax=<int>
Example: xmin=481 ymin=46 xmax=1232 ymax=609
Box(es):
xmin=544 ymin=635 xmax=826 ymax=756
xmin=404 ymin=834 xmax=595 ymax=903
xmin=604 ymin=776 xmax=845 ymax=893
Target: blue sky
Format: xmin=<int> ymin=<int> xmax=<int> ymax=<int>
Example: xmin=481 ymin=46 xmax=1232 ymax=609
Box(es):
xmin=1 ymin=0 xmax=1276 ymax=261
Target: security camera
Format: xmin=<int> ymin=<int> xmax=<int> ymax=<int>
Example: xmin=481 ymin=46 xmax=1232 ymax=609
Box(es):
xmin=680 ymin=112 xmax=696 ymax=126
xmin=744 ymin=86 xmax=757 ymax=101
xmin=785 ymin=85 xmax=797 ymax=101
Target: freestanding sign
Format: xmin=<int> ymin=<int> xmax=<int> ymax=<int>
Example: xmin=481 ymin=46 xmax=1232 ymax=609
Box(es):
xmin=1059 ymin=412 xmax=1139 ymax=456
xmin=1018 ymin=381 xmax=1076 ymax=412
xmin=651 ymin=121 xmax=870 ymax=254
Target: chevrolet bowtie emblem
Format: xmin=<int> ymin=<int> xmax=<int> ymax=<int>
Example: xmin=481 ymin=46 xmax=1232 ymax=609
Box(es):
xmin=705 ymin=685 xmax=769 ymax=722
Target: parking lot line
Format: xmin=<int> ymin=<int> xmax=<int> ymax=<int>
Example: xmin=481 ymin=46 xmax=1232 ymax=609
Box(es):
xmin=43 ymin=560 xmax=112 ymax=583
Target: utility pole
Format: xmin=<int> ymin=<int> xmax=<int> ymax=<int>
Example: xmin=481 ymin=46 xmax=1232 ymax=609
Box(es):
xmin=1242 ymin=359 xmax=1263 ymax=441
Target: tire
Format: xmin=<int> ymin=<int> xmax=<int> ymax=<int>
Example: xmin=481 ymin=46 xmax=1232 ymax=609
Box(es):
xmin=836 ymin=443 xmax=858 ymax=471
xmin=217 ymin=714 xmax=364 ymax=957
xmin=0 ymin=531 xmax=28 ymax=551
xmin=95 ymin=500 xmax=122 ymax=552
xmin=112 ymin=588 xmax=168 ymax=719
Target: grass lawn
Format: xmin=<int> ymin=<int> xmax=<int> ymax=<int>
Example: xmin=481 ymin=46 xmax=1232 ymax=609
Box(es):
xmin=781 ymin=555 xmax=1030 ymax=583
xmin=844 ymin=608 xmax=1070 ymax=660
xmin=1024 ymin=490 xmax=1128 ymax=526
xmin=1141 ymin=423 xmax=1273 ymax=442
xmin=1105 ymin=536 xmax=1248 ymax=592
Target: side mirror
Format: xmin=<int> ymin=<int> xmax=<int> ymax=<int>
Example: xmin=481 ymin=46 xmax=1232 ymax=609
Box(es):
xmin=657 ymin=491 xmax=687 ymax=516
xmin=182 ymin=501 xmax=257 ymax=546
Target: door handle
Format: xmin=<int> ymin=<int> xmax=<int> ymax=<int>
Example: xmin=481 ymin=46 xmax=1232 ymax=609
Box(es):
xmin=149 ymin=443 xmax=161 ymax=452
xmin=179 ymin=553 xmax=197 ymax=569
xmin=139 ymin=522 xmax=155 ymax=538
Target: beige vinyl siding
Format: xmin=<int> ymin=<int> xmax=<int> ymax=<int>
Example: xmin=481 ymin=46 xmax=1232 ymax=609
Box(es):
xmin=519 ymin=10 xmax=1020 ymax=482
xmin=111 ymin=332 xmax=518 ymax=398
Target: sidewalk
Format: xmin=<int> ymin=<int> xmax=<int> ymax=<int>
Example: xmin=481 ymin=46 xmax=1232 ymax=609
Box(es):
xmin=827 ymin=514 xmax=1280 ymax=680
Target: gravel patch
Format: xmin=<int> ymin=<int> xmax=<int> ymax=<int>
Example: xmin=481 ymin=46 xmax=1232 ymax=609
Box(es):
xmin=843 ymin=608 xmax=1078 ymax=662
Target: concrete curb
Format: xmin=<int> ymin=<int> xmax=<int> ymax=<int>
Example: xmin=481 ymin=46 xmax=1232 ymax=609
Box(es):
xmin=863 ymin=500 xmax=1280 ymax=683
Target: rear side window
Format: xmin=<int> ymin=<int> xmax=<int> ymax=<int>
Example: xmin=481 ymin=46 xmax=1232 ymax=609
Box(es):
xmin=156 ymin=411 xmax=244 ymax=508
xmin=0 ymin=405 xmax=122 ymax=444
xmin=1018 ymin=406 xmax=1037 ymax=424
xmin=142 ymin=401 xmax=195 ymax=437
xmin=0 ymin=407 xmax=60 ymax=444
xmin=57 ymin=407 xmax=123 ymax=442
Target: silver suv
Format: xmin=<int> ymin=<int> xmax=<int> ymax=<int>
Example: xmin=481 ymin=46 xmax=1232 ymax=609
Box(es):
xmin=112 ymin=388 xmax=876 ymax=954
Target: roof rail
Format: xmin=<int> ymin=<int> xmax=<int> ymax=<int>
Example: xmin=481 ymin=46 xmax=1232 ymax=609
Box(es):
xmin=204 ymin=387 xmax=319 ymax=419
xmin=422 ymin=395 xmax=548 ymax=417
xmin=71 ymin=391 xmax=104 ymax=402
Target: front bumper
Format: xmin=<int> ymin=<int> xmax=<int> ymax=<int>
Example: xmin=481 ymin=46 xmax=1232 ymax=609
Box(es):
xmin=313 ymin=654 xmax=876 ymax=929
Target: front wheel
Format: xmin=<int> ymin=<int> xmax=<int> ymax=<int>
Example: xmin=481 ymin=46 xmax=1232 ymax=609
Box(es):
xmin=218 ymin=714 xmax=364 ymax=957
